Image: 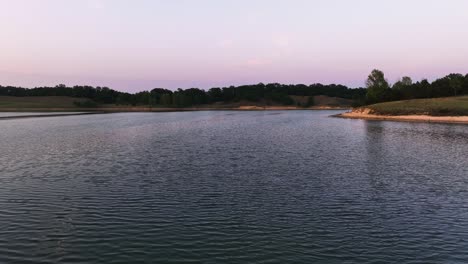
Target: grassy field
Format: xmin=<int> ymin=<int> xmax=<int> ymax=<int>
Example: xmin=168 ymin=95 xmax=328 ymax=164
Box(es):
xmin=367 ymin=96 xmax=468 ymax=116
xmin=0 ymin=96 xmax=91 ymax=109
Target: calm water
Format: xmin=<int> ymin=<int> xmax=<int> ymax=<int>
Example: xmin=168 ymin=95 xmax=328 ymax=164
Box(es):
xmin=1 ymin=111 xmax=468 ymax=263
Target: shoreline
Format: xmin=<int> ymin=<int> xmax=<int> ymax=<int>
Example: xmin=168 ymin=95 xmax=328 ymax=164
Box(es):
xmin=0 ymin=112 xmax=103 ymax=120
xmin=0 ymin=106 xmax=349 ymax=113
xmin=335 ymin=109 xmax=468 ymax=125
xmin=0 ymin=106 xmax=349 ymax=120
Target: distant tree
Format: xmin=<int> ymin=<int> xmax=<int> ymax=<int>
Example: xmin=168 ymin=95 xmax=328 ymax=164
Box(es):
xmin=366 ymin=69 xmax=390 ymax=103
xmin=463 ymin=74 xmax=468 ymax=94
xmin=416 ymin=79 xmax=431 ymax=99
xmin=401 ymin=76 xmax=413 ymax=86
xmin=447 ymin=73 xmax=464 ymax=96
xmin=207 ymin=88 xmax=223 ymax=102
xmin=391 ymin=76 xmax=412 ymax=100
xmin=160 ymin=93 xmax=172 ymax=106
xmin=393 ymin=76 xmax=412 ymax=90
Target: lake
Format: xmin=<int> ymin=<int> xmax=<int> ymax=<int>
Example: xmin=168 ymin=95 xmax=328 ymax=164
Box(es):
xmin=1 ymin=111 xmax=468 ymax=263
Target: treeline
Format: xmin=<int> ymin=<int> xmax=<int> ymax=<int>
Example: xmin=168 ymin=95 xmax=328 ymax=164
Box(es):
xmin=365 ymin=70 xmax=468 ymax=105
xmin=0 ymin=83 xmax=366 ymax=107
xmin=2 ymin=71 xmax=466 ymax=107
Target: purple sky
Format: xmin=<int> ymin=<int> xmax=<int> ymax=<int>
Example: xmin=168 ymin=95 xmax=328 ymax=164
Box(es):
xmin=1 ymin=0 xmax=468 ymax=92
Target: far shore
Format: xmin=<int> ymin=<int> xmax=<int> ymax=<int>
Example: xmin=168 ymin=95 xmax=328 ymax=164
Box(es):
xmin=335 ymin=108 xmax=468 ymax=125
xmin=0 ymin=106 xmax=349 ymax=113
xmin=0 ymin=106 xmax=350 ymax=120
xmin=0 ymin=112 xmax=100 ymax=120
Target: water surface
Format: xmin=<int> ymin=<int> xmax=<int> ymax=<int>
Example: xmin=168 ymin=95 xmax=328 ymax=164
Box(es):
xmin=1 ymin=111 xmax=467 ymax=263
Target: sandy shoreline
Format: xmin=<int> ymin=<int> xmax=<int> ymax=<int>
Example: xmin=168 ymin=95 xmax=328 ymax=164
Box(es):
xmin=336 ymin=108 xmax=468 ymax=125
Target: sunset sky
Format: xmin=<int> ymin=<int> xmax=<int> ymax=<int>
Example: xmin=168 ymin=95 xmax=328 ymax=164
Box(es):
xmin=1 ymin=0 xmax=467 ymax=92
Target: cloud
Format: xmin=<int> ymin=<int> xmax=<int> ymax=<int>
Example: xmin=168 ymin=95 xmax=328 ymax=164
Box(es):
xmin=87 ymin=0 xmax=105 ymax=10
xmin=216 ymin=39 xmax=234 ymax=48
xmin=273 ymin=35 xmax=290 ymax=48
xmin=246 ymin=58 xmax=272 ymax=67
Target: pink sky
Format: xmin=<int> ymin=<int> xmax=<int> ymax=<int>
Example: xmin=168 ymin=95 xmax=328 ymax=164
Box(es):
xmin=1 ymin=0 xmax=467 ymax=92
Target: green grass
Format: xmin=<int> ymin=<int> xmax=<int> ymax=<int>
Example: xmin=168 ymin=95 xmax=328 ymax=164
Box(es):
xmin=0 ymin=96 xmax=95 ymax=109
xmin=367 ymin=96 xmax=468 ymax=116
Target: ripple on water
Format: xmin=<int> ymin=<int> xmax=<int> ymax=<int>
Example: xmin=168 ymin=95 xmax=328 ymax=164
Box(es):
xmin=0 ymin=111 xmax=468 ymax=263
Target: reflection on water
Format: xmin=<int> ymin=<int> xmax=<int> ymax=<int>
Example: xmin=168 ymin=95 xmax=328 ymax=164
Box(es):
xmin=0 ymin=111 xmax=467 ymax=263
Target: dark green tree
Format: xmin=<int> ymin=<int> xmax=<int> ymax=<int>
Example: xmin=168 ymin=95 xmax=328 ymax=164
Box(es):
xmin=447 ymin=73 xmax=464 ymax=96
xmin=366 ymin=69 xmax=390 ymax=103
